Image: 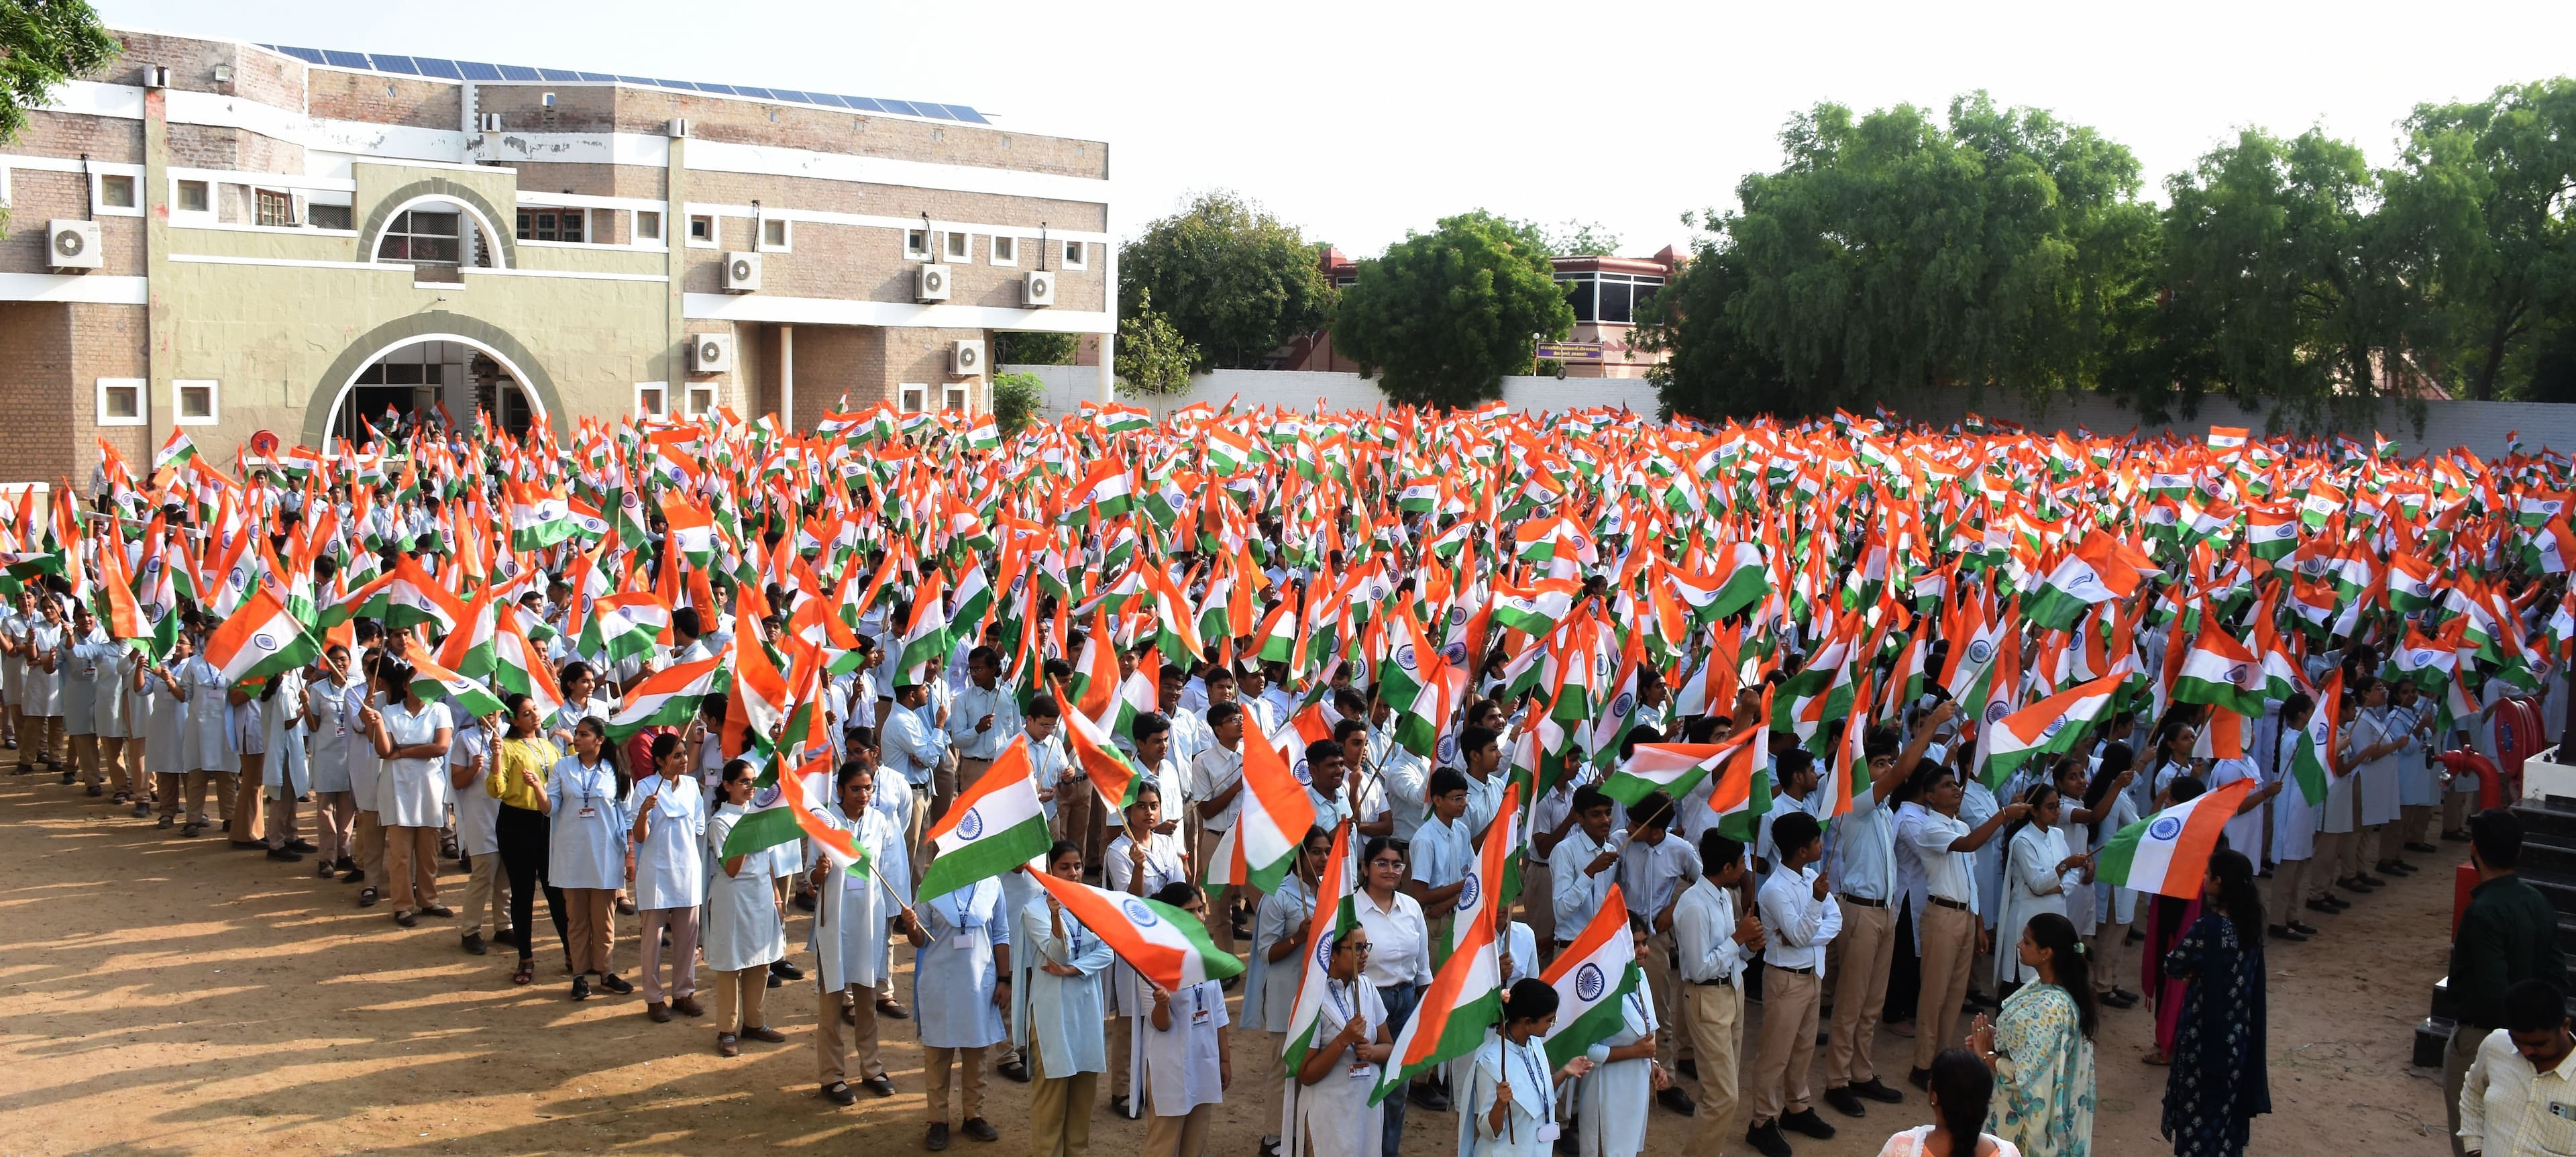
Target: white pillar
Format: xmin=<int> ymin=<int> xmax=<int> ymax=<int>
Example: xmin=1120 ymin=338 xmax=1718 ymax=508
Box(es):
xmin=1096 ymin=334 xmax=1116 ymax=405
xmin=780 ymin=324 xmax=794 ymax=428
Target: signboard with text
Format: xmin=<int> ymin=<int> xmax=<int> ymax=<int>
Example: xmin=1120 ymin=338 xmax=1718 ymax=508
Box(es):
xmin=1534 ymin=341 xmax=1603 ymax=362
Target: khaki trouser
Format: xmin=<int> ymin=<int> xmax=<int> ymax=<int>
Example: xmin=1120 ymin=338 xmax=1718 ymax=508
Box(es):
xmin=384 ymin=824 xmax=441 ymax=912
xmin=816 ymin=983 xmax=885 ymax=1084
xmin=1680 ymin=982 xmax=1743 ymax=1157
xmin=356 ymin=811 xmax=388 ymax=888
xmin=1195 ymin=824 xmax=1238 ymax=954
xmin=312 ymin=791 xmax=356 ymax=865
xmin=1523 ymin=856 xmax=1557 ymax=950
xmin=2444 ymin=791 xmax=2472 ymax=837
xmin=2402 ymin=804 xmax=2436 ymax=850
xmin=1750 ymin=965 xmax=1823 ymax=1123
xmin=228 ymin=754 xmax=266 ymax=844
xmin=2271 ymin=856 xmax=2313 ymax=921
xmin=154 ymin=771 xmax=184 ymax=820
xmin=262 ymin=788 xmax=302 ymax=850
xmin=639 ymin=907 xmax=700 ymax=1003
xmin=1824 ymin=897 xmax=1896 ymax=1087
xmin=1913 ymin=901 xmax=1978 ymax=1072
xmin=110 ymin=738 xmax=143 ymax=796
xmin=1110 ymin=1014 xmax=1134 ymax=1099
xmin=1258 ymin=1030 xmax=1289 ymax=1142
xmin=460 ymin=851 xmax=515 ymax=938
xmin=70 ymin=734 xmax=101 ymax=785
xmin=1141 ymin=1102 xmax=1214 ymax=1157
xmin=906 ymin=782 xmax=933 ymax=885
xmin=182 ymin=770 xmax=231 ymax=825
xmin=16 ymin=714 xmax=59 ymax=768
xmin=561 ymin=887 xmax=616 ymax=976
xmin=711 ymin=966 xmax=769 ymax=1034
xmin=925 ymin=1043 xmax=989 ymax=1124
xmin=1029 ymin=1021 xmax=1099 ymax=1157
xmin=2316 ymin=830 xmax=2353 ymax=883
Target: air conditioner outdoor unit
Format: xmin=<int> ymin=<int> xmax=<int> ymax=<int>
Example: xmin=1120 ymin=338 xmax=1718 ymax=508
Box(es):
xmin=1022 ymin=268 xmax=1055 ymax=307
xmin=687 ymin=333 xmax=734 ymax=374
xmin=48 ymin=219 xmax=103 ymax=270
xmin=476 ymin=112 xmax=502 ymax=132
xmin=951 ymin=339 xmax=985 ymax=376
xmin=915 ymin=262 xmax=952 ymax=303
xmin=722 ymin=251 xmax=761 ymax=293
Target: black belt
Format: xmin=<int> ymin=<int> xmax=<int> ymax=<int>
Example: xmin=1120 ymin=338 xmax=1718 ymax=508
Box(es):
xmin=1691 ymin=976 xmax=1738 ymax=987
xmin=1839 ymin=895 xmax=1887 ymax=908
xmin=1766 ymin=961 xmax=1823 ymax=976
xmin=1929 ymin=896 xmax=1970 ymax=911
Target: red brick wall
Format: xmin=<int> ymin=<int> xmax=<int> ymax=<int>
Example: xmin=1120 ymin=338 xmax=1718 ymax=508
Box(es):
xmin=0 ymin=170 xmax=146 ymax=276
xmin=308 ymin=71 xmax=462 ymax=130
xmin=0 ymin=303 xmax=77 ymax=481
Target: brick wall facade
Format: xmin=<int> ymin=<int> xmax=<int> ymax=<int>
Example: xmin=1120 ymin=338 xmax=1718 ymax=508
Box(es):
xmin=0 ymin=303 xmax=138 ymax=482
xmin=0 ymin=170 xmax=146 ymax=276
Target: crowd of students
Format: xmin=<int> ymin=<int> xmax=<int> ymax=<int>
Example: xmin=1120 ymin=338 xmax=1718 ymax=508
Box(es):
xmin=11 ymin=399 xmax=2572 ymax=1157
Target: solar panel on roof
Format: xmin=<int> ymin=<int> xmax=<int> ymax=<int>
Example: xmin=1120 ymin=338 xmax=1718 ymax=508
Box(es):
xmin=696 ymin=83 xmax=739 ymax=95
xmin=537 ymin=68 xmax=582 ymax=82
xmin=804 ymin=93 xmax=851 ymax=108
xmin=455 ymin=60 xmax=503 ymax=81
xmin=576 ymin=72 xmax=616 ymax=82
xmin=841 ymin=96 xmax=886 ymax=112
xmin=616 ymin=75 xmax=658 ymax=85
xmin=656 ymin=79 xmax=696 ymax=90
xmin=272 ymin=45 xmax=327 ymax=64
xmin=731 ymin=86 xmax=775 ymax=99
xmin=372 ymin=56 xmax=421 ymax=75
xmin=270 ymin=44 xmax=987 ymax=125
xmin=874 ymin=99 xmax=922 ymax=117
xmin=322 ymin=49 xmax=372 ymax=68
xmin=765 ymin=89 xmax=809 ymax=103
xmin=411 ymin=57 xmax=464 ymax=79
xmin=496 ymin=64 xmax=542 ymax=81
xmin=942 ymin=105 xmax=989 ymax=124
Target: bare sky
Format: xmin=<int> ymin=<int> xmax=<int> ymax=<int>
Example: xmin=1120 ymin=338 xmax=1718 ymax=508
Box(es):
xmin=101 ymin=0 xmax=2576 ymax=260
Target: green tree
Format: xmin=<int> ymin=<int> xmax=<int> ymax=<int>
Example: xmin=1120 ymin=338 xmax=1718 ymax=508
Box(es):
xmin=1546 ymin=219 xmax=1622 ymax=256
xmin=989 ymin=371 xmax=1046 ymax=435
xmin=1114 ymin=289 xmax=1197 ymax=398
xmin=1328 ymin=210 xmax=1574 ymax=407
xmin=1633 ymin=243 xmax=1798 ymax=419
xmin=1117 ymin=191 xmax=1336 ymax=370
xmin=994 ymin=330 xmax=1078 ymax=365
xmin=0 ymin=1 xmax=117 ymax=230
xmin=2379 ymin=79 xmax=2576 ymax=401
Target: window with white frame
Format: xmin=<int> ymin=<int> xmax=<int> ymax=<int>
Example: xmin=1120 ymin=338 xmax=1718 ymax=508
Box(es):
xmin=99 ymin=173 xmax=136 ymax=210
xmin=898 ymin=383 xmax=927 ymax=413
xmin=635 ymin=209 xmax=663 ymax=244
xmin=688 ymin=214 xmax=717 ymax=247
xmin=378 ymin=209 xmax=462 ymax=265
xmin=905 ymin=228 xmax=930 ymax=260
xmin=990 ymin=235 xmax=1017 ymax=266
xmin=943 ymin=230 xmax=971 ymax=262
xmin=172 ymin=379 xmax=219 ymax=425
xmin=943 ymin=383 xmax=970 ymax=413
xmin=307 ymin=203 xmax=353 ymax=230
xmin=176 ymin=180 xmax=211 ymax=213
xmin=635 ymin=382 xmax=669 ymax=419
xmin=256 ymin=189 xmax=297 ymax=228
xmin=760 ymin=217 xmax=791 ymax=251
xmin=686 ymin=383 xmax=718 ymax=417
xmin=96 ymin=378 xmax=146 ymax=426
xmin=517 ymin=207 xmax=586 ymax=242
xmin=1061 ymin=240 xmax=1087 ymax=270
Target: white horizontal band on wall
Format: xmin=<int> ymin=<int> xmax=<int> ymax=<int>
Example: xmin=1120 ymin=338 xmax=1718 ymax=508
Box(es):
xmin=683 ymin=292 xmax=1110 ymax=334
xmin=0 ymin=272 xmax=150 ymax=304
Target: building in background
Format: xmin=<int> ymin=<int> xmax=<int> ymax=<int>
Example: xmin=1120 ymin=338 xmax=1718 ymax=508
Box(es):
xmin=1271 ymin=246 xmax=1681 ymax=379
xmin=0 ymin=28 xmax=1114 ymax=478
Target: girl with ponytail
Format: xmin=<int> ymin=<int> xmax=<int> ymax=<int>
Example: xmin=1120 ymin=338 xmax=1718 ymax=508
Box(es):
xmin=2157 ymin=849 xmax=2272 ymax=1157
xmin=1969 ymin=912 xmax=2096 ymax=1156
xmin=1874 ymin=1048 xmax=2017 ymax=1156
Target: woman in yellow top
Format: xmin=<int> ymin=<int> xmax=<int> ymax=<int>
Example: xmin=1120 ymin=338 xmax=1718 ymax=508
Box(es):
xmin=488 ymin=692 xmax=565 ymax=986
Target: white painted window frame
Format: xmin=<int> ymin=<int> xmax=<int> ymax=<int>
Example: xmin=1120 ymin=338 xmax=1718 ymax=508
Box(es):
xmin=95 ymin=171 xmax=143 ymax=215
xmin=633 ymin=209 xmax=664 ymax=246
xmin=943 ymin=230 xmax=971 ymax=262
xmin=172 ymin=379 xmax=220 ymax=425
xmin=686 ymin=213 xmax=719 ymax=248
xmin=989 ymin=234 xmax=1018 ymax=267
xmin=758 ymin=217 xmax=792 ymax=253
xmin=898 ymin=383 xmax=927 ymax=413
xmin=635 ymin=381 xmax=669 ymax=419
xmin=96 ymin=377 xmax=146 ymax=426
xmin=1060 ymin=240 xmax=1087 ymax=270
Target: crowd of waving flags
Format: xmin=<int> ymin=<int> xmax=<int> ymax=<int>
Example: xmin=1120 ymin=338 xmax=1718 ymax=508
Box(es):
xmin=35 ymin=397 xmax=2576 ymax=1077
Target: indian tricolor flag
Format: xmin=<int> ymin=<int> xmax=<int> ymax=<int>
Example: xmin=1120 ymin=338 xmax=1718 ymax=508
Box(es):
xmin=401 ymin=639 xmax=505 ymax=718
xmin=1603 ymin=727 xmax=1758 ymax=807
xmin=1280 ymin=821 xmax=1358 ymax=1074
xmin=1704 ymin=540 xmax=1770 ymax=620
xmin=2206 ymin=425 xmax=2249 ymax=450
xmin=2096 ymin=776 xmax=2257 ymax=899
xmin=604 ymin=654 xmax=724 ymax=740
xmin=2169 ymin=621 xmax=2266 ymax=717
xmin=2245 ymin=504 xmax=2300 ymax=560
xmin=204 ymin=585 xmax=322 ymax=687
xmin=1540 ymin=882 xmax=1645 ymax=1067
xmin=720 ymin=622 xmax=791 ymax=759
xmin=1207 ymin=728 xmax=1322 ymax=899
xmin=1374 ymin=791 xmax=1509 ymax=1105
xmin=1978 ymin=672 xmax=2121 ymax=789
xmin=916 ymin=735 xmax=1054 ymax=899
xmin=1063 ymin=458 xmax=1135 ymax=523
xmin=1055 ymin=682 xmax=1145 ymax=809
xmin=384 ymin=555 xmax=468 ymax=634
xmin=1705 ymin=691 xmax=1776 ymax=841
xmin=1029 ymin=872 xmax=1243 ymax=994
xmin=2288 ymin=670 xmax=2341 ymax=805
xmin=2023 ymin=533 xmax=2147 ymax=632
xmin=661 ymin=491 xmax=717 ymax=568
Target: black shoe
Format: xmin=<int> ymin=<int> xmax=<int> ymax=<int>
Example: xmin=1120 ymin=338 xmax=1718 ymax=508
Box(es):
xmin=317 ymin=861 xmax=336 ymax=878
xmin=2306 ymin=898 xmax=2342 ymax=915
xmin=995 ymin=1058 xmax=1030 ymax=1083
xmin=2377 ymin=862 xmax=2412 ymax=877
xmin=2099 ymin=989 xmax=2139 ymax=1009
xmin=1851 ymin=1076 xmax=1904 ymax=1103
xmin=597 ymin=972 xmax=635 ymax=995
xmin=1780 ymin=1108 xmax=1836 ymax=1140
xmin=2322 ymin=894 xmax=2352 ymax=910
xmin=926 ymin=1122 xmax=949 ymax=1152
xmin=229 ymin=838 xmax=266 ymax=850
xmin=793 ymin=891 xmax=818 ymax=912
xmin=572 ymin=976 xmax=592 ymax=1001
xmin=2124 ymin=927 xmax=2144 ymax=946
xmin=395 ymin=909 xmax=419 ymax=927
xmin=821 ymin=1081 xmax=857 ymax=1106
xmin=2443 ymin=829 xmax=2472 ymax=843
xmin=2289 ymin=921 xmax=2321 ymax=936
xmin=1109 ymin=1095 xmax=1130 ymax=1117
xmin=2267 ymin=924 xmax=2310 ymax=942
xmin=285 ymin=839 xmax=319 ymax=854
xmin=266 ymin=847 xmax=303 ymax=862
xmin=1656 ymin=1086 xmax=1696 ymax=1116
xmin=859 ymin=1074 xmax=894 ymax=1097
xmin=1676 ymin=1058 xmax=1699 ymax=1080
xmin=2339 ymin=876 xmax=2377 ymax=893
xmin=770 ymin=960 xmax=805 ymax=981
xmin=2406 ymin=842 xmax=2439 ymax=854
xmin=462 ymin=933 xmax=488 ymax=956
xmin=1409 ymin=1083 xmax=1451 ymax=1111
xmin=1908 ymin=1066 xmax=1932 ymax=1091
xmin=961 ymin=1117 xmax=998 ymax=1142
xmin=767 ymin=972 xmax=784 ymax=988
xmin=342 ymin=868 xmax=367 ymax=884
xmin=334 ymin=856 xmax=356 ymax=872
xmin=1823 ymin=1086 xmax=1866 ymax=1118
xmin=1744 ymin=1120 xmax=1794 ymax=1157
xmin=2359 ymin=871 xmax=2390 ymax=885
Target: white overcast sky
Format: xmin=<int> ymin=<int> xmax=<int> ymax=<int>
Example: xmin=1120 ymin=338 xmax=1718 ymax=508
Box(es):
xmin=102 ymin=0 xmax=2576 ymax=259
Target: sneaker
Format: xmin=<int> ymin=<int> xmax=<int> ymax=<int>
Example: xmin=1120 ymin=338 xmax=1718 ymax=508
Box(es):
xmin=1851 ymin=1077 xmax=1905 ymax=1103
xmin=572 ymin=975 xmax=592 ymax=1001
xmin=1823 ymin=1086 xmax=1866 ymax=1118
xmin=1744 ymin=1120 xmax=1794 ymax=1157
xmin=1656 ymin=1087 xmax=1696 ymax=1116
xmin=959 ymin=1117 xmax=998 ymax=1142
xmin=596 ymin=972 xmax=635 ymax=995
xmin=1780 ymin=1108 xmax=1837 ymax=1140
xmin=266 ymin=848 xmax=303 ymax=862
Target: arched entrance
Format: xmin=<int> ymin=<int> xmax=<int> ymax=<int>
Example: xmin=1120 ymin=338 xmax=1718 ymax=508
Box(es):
xmin=323 ymin=334 xmax=546 ymax=446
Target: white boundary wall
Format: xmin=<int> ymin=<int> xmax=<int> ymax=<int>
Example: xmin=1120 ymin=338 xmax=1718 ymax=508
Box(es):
xmin=1003 ymin=366 xmax=1661 ymax=419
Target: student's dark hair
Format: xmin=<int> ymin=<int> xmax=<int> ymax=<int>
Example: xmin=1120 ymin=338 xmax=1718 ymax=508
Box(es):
xmin=1770 ymin=810 xmax=1822 ymax=861
xmin=1129 ymin=779 xmax=1163 ymax=808
xmin=1571 ymin=785 xmax=1613 ymax=815
xmin=1501 ymin=977 xmax=1560 ymax=1024
xmin=1459 ymin=725 xmax=1500 ymax=760
xmin=1024 ymin=692 xmax=1061 ymax=719
xmin=557 ymin=660 xmax=594 ymax=690
xmin=649 ymin=731 xmax=685 ymax=768
xmin=499 ymin=691 xmax=533 ymax=736
xmin=1427 ymin=767 xmax=1469 ymax=797
xmin=1132 ymin=712 xmax=1171 ymax=743
xmin=1360 ymin=836 xmax=1403 ymax=871
xmin=1046 ymin=839 xmax=1082 ymax=870
xmin=720 ymin=757 xmax=755 ymax=786
xmin=1619 ymin=723 xmax=1660 ymax=761
xmin=571 ymin=715 xmax=628 ymax=800
xmin=1928 ymin=1048 xmax=1994 ymax=1148
xmin=1621 ymin=790 xmax=1671 ymax=832
xmin=2025 ymin=912 xmax=2097 ymax=1039
xmin=2209 ymin=848 xmax=2264 ymax=944
xmin=1998 ymin=781 xmax=2059 ymax=883
xmin=2472 ymin=807 xmax=2524 ymax=871
xmin=1334 ymin=688 xmax=1370 ymax=717
xmin=379 ymin=659 xmax=416 ymax=695
xmin=1775 ymin=748 xmax=1816 ymax=782
xmin=1151 ymin=881 xmax=1199 ymax=908
xmin=1333 ymin=717 xmax=1368 ymax=743
xmin=968 ymin=644 xmax=999 ymax=668
xmin=2084 ymin=741 xmax=2136 ymax=844
xmin=673 ymin=607 xmax=702 ymax=639
xmin=2505 ymin=978 xmax=2569 ymax=1034
xmin=835 ymin=758 xmax=875 ymax=792
xmin=1205 ymin=701 xmax=1243 ymax=729
xmin=2281 ymin=691 xmax=2314 ymax=723
xmin=1699 ymin=830 xmax=1743 ymax=874
xmin=2167 ymin=774 xmax=2206 ymax=805
xmin=1305 ymin=738 xmax=1344 ymax=768
xmin=1204 ymin=664 xmax=1236 ymax=685
xmin=1684 ymin=715 xmax=1726 ymax=742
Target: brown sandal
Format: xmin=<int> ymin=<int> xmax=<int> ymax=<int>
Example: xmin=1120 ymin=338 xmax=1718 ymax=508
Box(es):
xmin=513 ymin=958 xmax=535 ymax=985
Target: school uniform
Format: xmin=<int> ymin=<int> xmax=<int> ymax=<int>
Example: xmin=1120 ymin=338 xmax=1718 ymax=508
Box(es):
xmin=257 ymin=669 xmax=309 ymax=850
xmin=1142 ymin=978 xmax=1230 ymax=1157
xmin=143 ymin=660 xmax=189 ymax=820
xmin=1106 ymin=829 xmax=1189 ymax=1105
xmin=811 ymin=800 xmax=910 ymax=1088
xmin=1190 ymin=742 xmax=1246 ymax=952
xmin=1578 ymin=976 xmax=1659 ymax=1157
xmin=1751 ymin=861 xmax=1841 ymax=1127
xmin=1299 ymin=978 xmax=1389 ymax=1157
xmin=1994 ymin=823 xmax=2076 ymax=987
xmin=1250 ymin=872 xmax=1319 ymax=1144
xmin=1825 ymin=785 xmax=1899 ymax=1094
xmin=1020 ymin=891 xmax=1116 ymax=1157
xmin=378 ymin=699 xmax=453 ymax=914
xmin=1908 ymin=807 xmax=1982 ymax=1074
xmin=1618 ymin=829 xmax=1700 ymax=1060
xmin=914 ymin=877 xmax=1012 ymax=1127
xmin=305 ymin=676 xmax=362 ymax=864
xmin=1462 ymin=1032 xmax=1560 ymax=1157
xmin=449 ymin=722 xmax=511 ymax=938
xmin=546 ymin=753 xmax=630 ymax=975
xmin=632 ymin=772 xmax=708 ymax=1006
xmin=704 ymin=802 xmax=788 ymax=1033
xmin=60 ymin=624 xmax=101 ymax=785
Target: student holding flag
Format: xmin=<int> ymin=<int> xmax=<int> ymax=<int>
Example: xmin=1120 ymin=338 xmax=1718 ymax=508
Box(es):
xmin=1354 ymin=834 xmax=1436 ymax=1152
xmin=490 ymin=694 xmax=566 ymax=986
xmin=541 ymin=716 xmax=633 ymax=999
xmin=2269 ymin=692 xmax=2328 ymax=940
xmin=901 ymin=858 xmax=1012 ymax=1150
xmin=1462 ymin=978 xmax=1595 ymax=1157
xmin=1907 ymin=764 xmax=2032 ymax=1091
xmin=1138 ymin=880 xmax=1232 ymax=1157
xmin=703 ymin=758 xmax=789 ymax=1057
xmin=361 ymin=658 xmax=453 ymax=928
xmin=1250 ymin=826 xmax=1333 ymax=1157
xmin=1021 ymin=840 xmax=1114 ymax=1157
xmin=810 ymin=759 xmax=911 ymax=1105
xmin=1674 ymin=830 xmax=1762 ymax=1157
xmin=629 ymin=731 xmax=709 ymax=1021
xmin=1105 ymin=780 xmax=1190 ymax=1116
xmin=1572 ymin=913 xmax=1669 ymax=1157
xmin=1747 ymin=809 xmax=1843 ymax=1157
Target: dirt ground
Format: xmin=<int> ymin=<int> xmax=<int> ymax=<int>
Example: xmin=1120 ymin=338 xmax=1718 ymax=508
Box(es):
xmin=0 ymin=772 xmax=2460 ymax=1156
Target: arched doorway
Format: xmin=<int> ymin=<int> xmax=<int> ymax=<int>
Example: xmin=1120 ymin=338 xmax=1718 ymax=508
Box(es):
xmin=323 ymin=335 xmax=545 ymax=446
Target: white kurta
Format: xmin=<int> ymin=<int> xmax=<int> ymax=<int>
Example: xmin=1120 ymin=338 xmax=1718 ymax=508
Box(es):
xmin=1577 ymin=976 xmax=1658 ymax=1157
xmin=87 ymin=641 xmax=132 ymax=740
xmin=1994 ymin=824 xmax=2074 ymax=987
xmin=142 ymin=663 xmax=186 ymax=774
xmin=180 ymin=657 xmax=232 ymax=772
xmin=21 ymin=620 xmax=64 ymax=716
xmin=60 ymin=626 xmax=101 ymax=734
xmin=629 ymin=774 xmax=708 ymax=911
xmin=1015 ymin=893 xmax=1115 ymax=1077
xmin=913 ymin=876 xmax=1012 ymax=1050
xmin=810 ymin=803 xmax=908 ymax=991
xmin=2272 ymin=731 xmax=2321 ymax=862
xmin=376 ymin=699 xmax=453 ymax=827
xmin=1104 ymin=830 xmax=1189 ymax=1017
xmin=702 ymin=805 xmax=788 ymax=972
xmin=1298 ymin=978 xmax=1388 ymax=1157
xmin=1250 ymin=873 xmax=1318 ymax=1032
xmin=1142 ymin=979 xmax=1229 ymax=1117
xmin=2206 ymin=757 xmax=2265 ymax=864
xmin=305 ymin=676 xmax=360 ymax=794
xmin=2349 ymin=707 xmax=2406 ymax=829
xmin=1464 ymin=1033 xmax=1560 ymax=1157
xmin=261 ymin=669 xmax=310 ymax=798
xmin=449 ymin=725 xmax=498 ymax=855
xmin=545 ymin=754 xmax=631 ymax=889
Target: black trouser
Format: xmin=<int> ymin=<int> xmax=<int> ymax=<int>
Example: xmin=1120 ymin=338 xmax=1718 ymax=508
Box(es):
xmin=496 ymin=804 xmax=568 ymax=960
xmin=1882 ymin=901 xmax=1921 ymax=1023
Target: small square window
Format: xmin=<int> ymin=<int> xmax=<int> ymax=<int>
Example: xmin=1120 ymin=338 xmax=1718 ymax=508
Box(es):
xmin=761 ymin=218 xmax=790 ymax=250
xmin=635 ymin=210 xmax=663 ymax=243
xmin=943 ymin=383 xmax=970 ymax=413
xmin=990 ymin=235 xmax=1016 ymax=266
xmin=1061 ymin=240 xmax=1087 ymax=270
xmin=898 ymin=383 xmax=927 ymax=413
xmin=173 ymin=379 xmax=219 ymax=425
xmin=905 ymin=228 xmax=930 ymax=260
xmin=96 ymin=377 xmax=146 ymax=426
xmin=176 ymin=180 xmax=209 ymax=213
xmin=635 ymin=383 xmax=668 ymax=419
xmin=686 ymin=384 xmax=718 ymax=417
xmin=100 ymin=174 xmax=136 ymax=209
xmin=688 ymin=215 xmax=716 ymax=246
xmin=944 ymin=231 xmax=971 ymax=261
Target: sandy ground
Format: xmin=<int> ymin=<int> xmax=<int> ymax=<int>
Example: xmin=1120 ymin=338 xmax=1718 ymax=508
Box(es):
xmin=0 ymin=771 xmax=2461 ymax=1157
